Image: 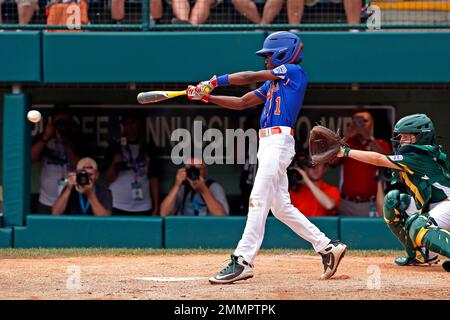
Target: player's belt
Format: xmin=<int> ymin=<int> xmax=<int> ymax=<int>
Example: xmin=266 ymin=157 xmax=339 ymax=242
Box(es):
xmin=259 ymin=126 xmax=294 ymax=138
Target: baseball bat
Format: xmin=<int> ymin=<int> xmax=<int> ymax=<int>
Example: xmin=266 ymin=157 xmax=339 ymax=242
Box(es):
xmin=137 ymin=87 xmax=211 ymax=104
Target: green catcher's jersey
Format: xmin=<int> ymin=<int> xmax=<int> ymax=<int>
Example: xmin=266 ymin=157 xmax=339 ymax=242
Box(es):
xmin=386 ymin=144 xmax=450 ymax=211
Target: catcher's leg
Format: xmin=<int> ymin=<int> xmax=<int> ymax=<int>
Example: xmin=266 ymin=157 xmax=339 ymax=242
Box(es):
xmin=383 ymin=190 xmax=438 ymax=266
xmin=405 ymin=213 xmax=450 ymax=259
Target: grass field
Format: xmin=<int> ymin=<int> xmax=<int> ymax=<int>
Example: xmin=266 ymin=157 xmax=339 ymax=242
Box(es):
xmin=0 ymin=249 xmax=448 ymax=300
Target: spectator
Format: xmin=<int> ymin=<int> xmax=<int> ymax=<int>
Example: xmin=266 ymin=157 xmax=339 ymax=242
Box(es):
xmin=160 ymin=158 xmax=229 ymax=216
xmin=231 ymin=0 xmax=284 ymax=24
xmin=337 ymin=107 xmax=391 ymax=217
xmin=0 ymin=0 xmax=38 ymax=24
xmin=52 ymin=157 xmax=112 ymax=216
xmin=31 ymin=106 xmax=86 ymax=214
xmin=103 ymin=111 xmax=160 ymax=216
xmin=170 ymin=0 xmax=221 ymax=25
xmin=111 ymin=0 xmax=163 ymax=24
xmin=287 ymin=0 xmax=362 ymax=26
xmin=288 ymin=153 xmax=340 ymax=217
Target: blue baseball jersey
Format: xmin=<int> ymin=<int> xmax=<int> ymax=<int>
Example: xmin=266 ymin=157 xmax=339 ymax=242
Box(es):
xmin=252 ymin=64 xmax=308 ymax=129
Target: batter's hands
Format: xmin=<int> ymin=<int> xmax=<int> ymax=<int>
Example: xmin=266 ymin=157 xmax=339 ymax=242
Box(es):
xmin=187 ymin=85 xmax=210 ymax=103
xmin=197 ymin=75 xmax=218 ymax=94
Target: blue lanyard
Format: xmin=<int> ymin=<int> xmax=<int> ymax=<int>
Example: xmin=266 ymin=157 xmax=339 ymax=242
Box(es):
xmin=193 ymin=193 xmax=206 ymax=215
xmin=78 ymin=186 xmax=96 ymax=215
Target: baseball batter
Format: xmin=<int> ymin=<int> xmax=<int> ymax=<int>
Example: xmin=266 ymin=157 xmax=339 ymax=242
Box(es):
xmin=335 ymin=114 xmax=450 ymax=272
xmin=187 ymin=31 xmax=347 ymax=284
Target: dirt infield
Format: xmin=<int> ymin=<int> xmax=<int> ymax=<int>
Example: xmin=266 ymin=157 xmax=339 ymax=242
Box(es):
xmin=0 ymin=250 xmax=448 ymax=300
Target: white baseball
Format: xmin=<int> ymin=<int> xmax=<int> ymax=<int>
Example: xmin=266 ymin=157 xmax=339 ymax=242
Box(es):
xmin=27 ymin=110 xmax=42 ymax=123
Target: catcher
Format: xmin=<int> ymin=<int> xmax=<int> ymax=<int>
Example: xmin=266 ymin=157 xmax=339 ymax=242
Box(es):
xmin=310 ymin=114 xmax=450 ymax=272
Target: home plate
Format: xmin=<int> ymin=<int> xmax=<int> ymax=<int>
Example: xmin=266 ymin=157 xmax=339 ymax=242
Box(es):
xmin=136 ymin=276 xmax=208 ymax=282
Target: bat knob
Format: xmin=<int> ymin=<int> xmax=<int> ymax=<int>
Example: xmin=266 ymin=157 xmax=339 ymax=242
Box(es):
xmin=203 ymin=87 xmax=211 ymax=93
xmin=137 ymin=93 xmax=145 ymax=104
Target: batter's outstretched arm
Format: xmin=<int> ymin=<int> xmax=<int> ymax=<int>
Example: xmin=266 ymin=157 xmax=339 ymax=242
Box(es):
xmin=227 ymin=70 xmax=279 ymax=85
xmin=209 ymin=91 xmax=264 ymax=110
xmin=338 ymin=147 xmax=402 ymax=170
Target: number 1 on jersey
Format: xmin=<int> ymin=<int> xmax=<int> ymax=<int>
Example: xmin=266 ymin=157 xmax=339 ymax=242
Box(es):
xmin=274 ymin=97 xmax=281 ymax=115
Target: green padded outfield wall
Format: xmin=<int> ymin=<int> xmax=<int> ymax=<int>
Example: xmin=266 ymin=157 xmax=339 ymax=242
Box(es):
xmin=339 ymin=218 xmax=402 ymax=250
xmin=41 ymin=32 xmax=450 ymax=84
xmin=300 ymin=32 xmax=450 ymax=83
xmin=0 ymin=32 xmax=41 ymax=82
xmin=2 ymin=94 xmax=30 ymax=226
xmin=13 ymin=215 xmax=163 ymax=248
xmin=262 ymin=217 xmax=339 ymax=249
xmin=164 ymin=216 xmax=339 ymax=249
xmin=164 ymin=216 xmax=247 ymax=249
xmin=42 ymin=32 xmax=266 ymax=83
xmin=0 ymin=228 xmax=13 ymax=248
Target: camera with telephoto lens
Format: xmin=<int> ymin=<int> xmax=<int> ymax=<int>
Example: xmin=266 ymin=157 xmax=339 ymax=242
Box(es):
xmin=186 ymin=166 xmax=200 ymax=181
xmin=287 ymin=155 xmax=314 ymax=191
xmin=287 ymin=167 xmax=303 ymax=190
xmin=76 ymin=170 xmax=90 ymax=186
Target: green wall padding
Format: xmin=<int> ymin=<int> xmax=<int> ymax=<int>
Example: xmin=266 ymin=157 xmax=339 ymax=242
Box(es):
xmin=262 ymin=217 xmax=339 ymax=249
xmin=339 ymin=217 xmax=403 ymax=250
xmin=0 ymin=32 xmax=41 ymax=82
xmin=0 ymin=228 xmax=13 ymax=248
xmin=40 ymin=32 xmax=450 ymax=84
xmin=13 ymin=215 xmax=163 ymax=248
xmin=2 ymin=94 xmax=30 ymax=226
xmin=164 ymin=216 xmax=247 ymax=248
xmin=43 ymin=32 xmax=266 ymax=83
xmin=164 ymin=216 xmax=339 ymax=249
xmin=300 ymin=32 xmax=450 ymax=83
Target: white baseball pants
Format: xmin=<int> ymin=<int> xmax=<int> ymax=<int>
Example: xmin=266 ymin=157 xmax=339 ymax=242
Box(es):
xmin=234 ymin=130 xmax=331 ymax=263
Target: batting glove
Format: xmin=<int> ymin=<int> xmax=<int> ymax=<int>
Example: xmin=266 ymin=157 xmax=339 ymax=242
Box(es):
xmin=187 ymin=85 xmax=210 ymax=103
xmin=197 ymin=75 xmax=218 ymax=94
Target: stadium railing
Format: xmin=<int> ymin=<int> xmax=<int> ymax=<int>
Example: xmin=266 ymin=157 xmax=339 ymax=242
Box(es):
xmin=1 ymin=0 xmax=450 ymax=31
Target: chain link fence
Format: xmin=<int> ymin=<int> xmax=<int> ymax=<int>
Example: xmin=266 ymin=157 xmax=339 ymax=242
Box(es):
xmin=0 ymin=0 xmax=449 ymax=30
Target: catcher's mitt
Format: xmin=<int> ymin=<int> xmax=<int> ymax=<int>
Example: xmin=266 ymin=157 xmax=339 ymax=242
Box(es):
xmin=309 ymin=125 xmax=345 ymax=165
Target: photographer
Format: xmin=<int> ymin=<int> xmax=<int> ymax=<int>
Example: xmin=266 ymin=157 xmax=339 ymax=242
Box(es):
xmin=52 ymin=158 xmax=112 ymax=216
xmin=160 ymin=158 xmax=229 ymax=216
xmin=337 ymin=107 xmax=391 ymax=217
xmin=32 ymin=106 xmax=87 ymax=213
xmin=288 ymin=154 xmax=340 ymax=217
xmin=103 ymin=111 xmax=160 ymax=216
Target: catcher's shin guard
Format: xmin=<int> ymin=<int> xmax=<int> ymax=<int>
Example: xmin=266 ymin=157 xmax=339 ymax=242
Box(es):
xmin=383 ymin=190 xmax=418 ymax=259
xmin=405 ymin=213 xmax=450 ymax=258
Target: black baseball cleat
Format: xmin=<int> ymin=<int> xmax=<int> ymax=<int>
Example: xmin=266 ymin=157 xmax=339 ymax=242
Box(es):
xmin=394 ymin=255 xmax=439 ymax=267
xmin=319 ymin=240 xmax=347 ymax=280
xmin=209 ymin=254 xmax=254 ymax=284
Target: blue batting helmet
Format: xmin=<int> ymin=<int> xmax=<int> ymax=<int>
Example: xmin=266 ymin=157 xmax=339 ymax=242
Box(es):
xmin=256 ymin=31 xmax=303 ymax=67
